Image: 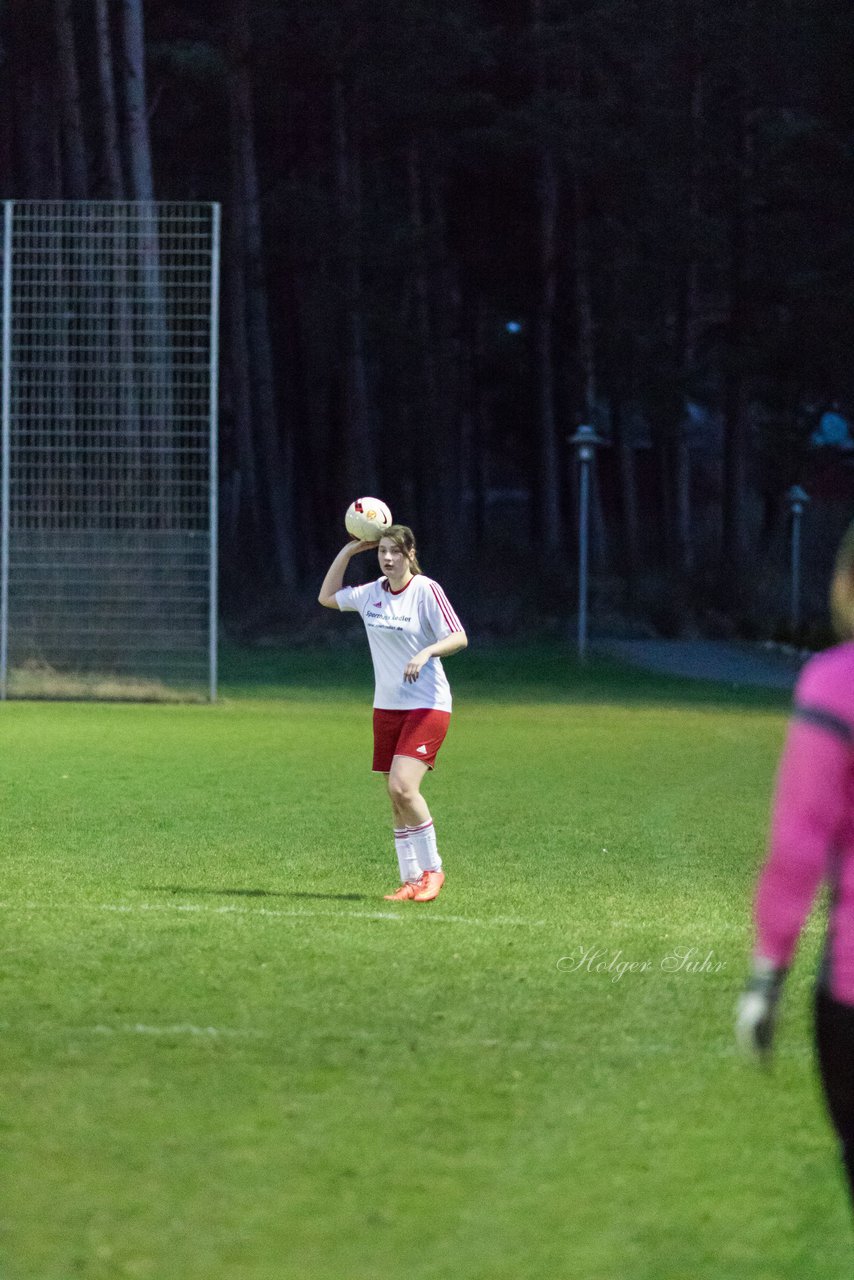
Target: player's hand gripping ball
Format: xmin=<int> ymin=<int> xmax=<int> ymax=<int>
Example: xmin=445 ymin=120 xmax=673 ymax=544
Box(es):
xmin=345 ymin=497 xmax=392 ymax=541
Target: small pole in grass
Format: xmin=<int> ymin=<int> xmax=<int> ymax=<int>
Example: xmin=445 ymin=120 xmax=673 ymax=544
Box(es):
xmin=569 ymin=424 xmax=606 ymax=662
xmin=787 ymin=484 xmax=810 ymax=639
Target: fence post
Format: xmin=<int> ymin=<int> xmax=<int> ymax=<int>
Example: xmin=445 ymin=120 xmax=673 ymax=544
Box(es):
xmin=0 ymin=201 xmax=13 ymax=701
xmin=209 ymin=203 xmax=221 ymax=703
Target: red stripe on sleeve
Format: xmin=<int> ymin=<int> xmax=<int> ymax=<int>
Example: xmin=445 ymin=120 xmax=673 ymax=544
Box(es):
xmin=429 ymin=582 xmax=462 ymax=632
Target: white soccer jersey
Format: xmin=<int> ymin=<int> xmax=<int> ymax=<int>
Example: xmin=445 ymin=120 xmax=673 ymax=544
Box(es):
xmin=335 ymin=574 xmax=464 ymax=711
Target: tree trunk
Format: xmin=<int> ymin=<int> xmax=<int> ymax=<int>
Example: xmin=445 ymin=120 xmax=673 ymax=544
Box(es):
xmin=333 ymin=76 xmax=377 ymax=500
xmin=680 ymin=38 xmax=704 ymax=384
xmin=573 ymin=176 xmax=597 ymax=422
xmin=612 ymin=400 xmax=640 ymax=581
xmin=572 ymin=174 xmax=607 ymax=566
xmin=674 ymin=439 xmax=691 ymax=573
xmin=721 ymin=100 xmax=753 ymax=587
xmin=9 ymin=11 xmax=61 ymax=200
xmin=428 ymin=164 xmax=468 ymax=564
xmin=468 ymin=297 xmax=490 ymax=551
xmin=533 ymin=147 xmax=562 ymax=551
xmin=120 ymin=0 xmax=154 ymax=201
xmin=407 ymin=137 xmax=462 ymax=559
xmin=94 ymin=0 xmax=124 ymax=199
xmin=120 ymin=0 xmax=178 ymax=525
xmin=93 ymin=0 xmax=141 ymax=512
xmin=531 ymin=0 xmax=562 ymax=552
xmin=228 ymin=0 xmax=297 ymax=587
xmin=225 ymin=174 xmax=261 ymax=538
xmin=672 ymin=15 xmax=707 ymax=578
xmin=0 ymin=82 xmax=11 ymax=196
xmin=53 ymin=0 xmax=88 ymax=198
xmin=406 ymin=140 xmax=437 ymax=536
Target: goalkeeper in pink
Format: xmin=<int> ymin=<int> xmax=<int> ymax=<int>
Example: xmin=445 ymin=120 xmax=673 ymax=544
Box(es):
xmin=737 ymin=522 xmax=854 ymax=1205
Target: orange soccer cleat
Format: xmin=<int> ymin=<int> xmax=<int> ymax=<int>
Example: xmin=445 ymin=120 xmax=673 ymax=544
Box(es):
xmin=412 ymin=870 xmax=445 ymax=902
xmin=383 ymin=881 xmax=421 ymax=901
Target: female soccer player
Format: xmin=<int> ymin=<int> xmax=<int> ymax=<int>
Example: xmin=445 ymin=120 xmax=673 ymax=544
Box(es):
xmin=318 ymin=525 xmax=467 ymax=902
xmin=737 ymin=521 xmax=854 ymax=1206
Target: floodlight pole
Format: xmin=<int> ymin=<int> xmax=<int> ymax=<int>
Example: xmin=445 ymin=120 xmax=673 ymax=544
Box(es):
xmin=787 ymin=484 xmax=810 ymax=637
xmin=569 ymin=424 xmax=606 ymax=661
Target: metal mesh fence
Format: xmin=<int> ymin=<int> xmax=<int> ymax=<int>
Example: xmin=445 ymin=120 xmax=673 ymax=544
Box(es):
xmin=0 ymin=201 xmax=219 ymax=700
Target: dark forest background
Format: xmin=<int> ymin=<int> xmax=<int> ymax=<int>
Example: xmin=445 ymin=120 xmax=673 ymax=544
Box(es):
xmin=2 ymin=0 xmax=854 ymax=641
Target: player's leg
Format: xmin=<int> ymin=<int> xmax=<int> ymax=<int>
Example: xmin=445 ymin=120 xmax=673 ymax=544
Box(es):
xmin=383 ymin=784 xmax=422 ymax=898
xmin=387 ymin=754 xmax=431 ymax=828
xmin=387 ymin=754 xmax=444 ymax=901
xmin=815 ymin=986 xmax=854 ymax=1206
xmin=374 ymin=709 xmax=422 ymax=898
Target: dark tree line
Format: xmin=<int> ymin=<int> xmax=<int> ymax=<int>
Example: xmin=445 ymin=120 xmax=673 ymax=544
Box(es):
xmin=2 ymin=0 xmax=854 ymax=634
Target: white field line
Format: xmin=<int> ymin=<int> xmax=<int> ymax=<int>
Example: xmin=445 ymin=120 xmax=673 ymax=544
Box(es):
xmin=5 ymin=901 xmax=761 ymax=940
xmin=97 ymin=1023 xmax=264 ymax=1039
xmin=0 ymin=1019 xmax=810 ymax=1058
xmin=0 ymin=1021 xmax=263 ymax=1039
xmin=1 ymin=900 xmax=545 ymax=929
xmin=3 ymin=901 xmax=758 ymax=935
xmin=96 ymin=902 xmax=547 ymax=928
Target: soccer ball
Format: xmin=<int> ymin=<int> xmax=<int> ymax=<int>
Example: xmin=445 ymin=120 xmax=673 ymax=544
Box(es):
xmin=345 ymin=497 xmax=393 ymax=541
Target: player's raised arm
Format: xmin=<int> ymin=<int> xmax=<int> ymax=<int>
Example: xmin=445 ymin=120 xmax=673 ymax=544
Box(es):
xmin=318 ymin=541 xmax=374 ymax=609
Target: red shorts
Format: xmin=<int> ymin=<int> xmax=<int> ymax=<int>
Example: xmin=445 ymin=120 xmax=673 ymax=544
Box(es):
xmin=372 ymin=708 xmax=451 ymax=773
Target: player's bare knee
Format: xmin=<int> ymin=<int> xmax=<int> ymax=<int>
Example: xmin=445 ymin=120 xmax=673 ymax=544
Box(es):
xmin=388 ymin=774 xmax=414 ymax=806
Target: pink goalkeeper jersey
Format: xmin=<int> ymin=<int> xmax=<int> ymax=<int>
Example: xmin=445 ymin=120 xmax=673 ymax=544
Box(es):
xmin=335 ymin=574 xmax=464 ymax=711
xmin=754 ymin=642 xmax=854 ymax=1006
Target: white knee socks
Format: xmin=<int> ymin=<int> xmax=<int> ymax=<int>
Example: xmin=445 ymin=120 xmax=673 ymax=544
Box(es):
xmin=408 ymin=818 xmax=442 ymax=874
xmin=393 ymin=828 xmax=421 ymax=884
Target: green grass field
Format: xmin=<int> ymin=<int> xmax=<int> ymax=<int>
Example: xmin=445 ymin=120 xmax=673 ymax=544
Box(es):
xmin=2 ymin=644 xmax=851 ymax=1279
